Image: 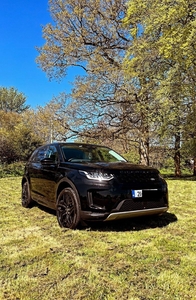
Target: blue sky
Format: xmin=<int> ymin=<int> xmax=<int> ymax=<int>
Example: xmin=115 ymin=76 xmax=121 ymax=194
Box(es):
xmin=0 ymin=0 xmax=78 ymax=108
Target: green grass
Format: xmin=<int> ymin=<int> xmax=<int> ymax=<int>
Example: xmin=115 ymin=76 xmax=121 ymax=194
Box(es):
xmin=0 ymin=177 xmax=196 ymax=300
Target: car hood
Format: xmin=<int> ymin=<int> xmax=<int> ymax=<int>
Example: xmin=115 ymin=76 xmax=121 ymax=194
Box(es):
xmin=64 ymin=161 xmax=159 ymax=173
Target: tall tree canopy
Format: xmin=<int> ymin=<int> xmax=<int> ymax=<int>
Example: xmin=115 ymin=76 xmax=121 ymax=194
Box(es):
xmin=124 ymin=0 xmax=196 ymax=175
xmin=37 ymin=0 xmax=156 ymax=165
xmin=37 ymin=0 xmax=196 ymax=173
xmin=37 ymin=0 xmax=129 ymax=77
xmin=124 ymin=0 xmax=195 ymax=100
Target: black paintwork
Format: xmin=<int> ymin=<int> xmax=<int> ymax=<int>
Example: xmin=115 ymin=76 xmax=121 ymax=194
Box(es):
xmin=22 ymin=142 xmax=169 ymax=223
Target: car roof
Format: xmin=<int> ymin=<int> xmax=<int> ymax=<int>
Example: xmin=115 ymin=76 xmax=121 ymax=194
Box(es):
xmin=46 ymin=142 xmax=109 ymax=148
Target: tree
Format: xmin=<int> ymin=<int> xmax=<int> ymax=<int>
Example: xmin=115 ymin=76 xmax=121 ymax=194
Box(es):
xmin=0 ymin=110 xmax=42 ymax=163
xmin=0 ymin=87 xmax=29 ymax=113
xmin=37 ymin=0 xmax=129 ymax=78
xmin=0 ymin=87 xmax=40 ymax=163
xmin=124 ymin=0 xmax=196 ymax=175
xmin=182 ymin=101 xmax=196 ymax=175
xmin=0 ymin=111 xmax=21 ymax=163
xmin=34 ymin=99 xmax=70 ymax=143
xmin=36 ymin=0 xmax=158 ymax=165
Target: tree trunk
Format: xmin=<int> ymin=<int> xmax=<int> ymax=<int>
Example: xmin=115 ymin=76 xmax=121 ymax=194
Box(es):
xmin=174 ymin=133 xmax=181 ymax=177
xmin=139 ymin=136 xmax=149 ymax=166
xmin=139 ymin=97 xmax=149 ymax=166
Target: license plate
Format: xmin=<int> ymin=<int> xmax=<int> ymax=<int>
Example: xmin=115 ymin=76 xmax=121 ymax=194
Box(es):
xmin=132 ymin=190 xmax=142 ymax=198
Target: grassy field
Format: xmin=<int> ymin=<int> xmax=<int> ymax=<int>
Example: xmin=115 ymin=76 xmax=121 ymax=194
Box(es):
xmin=0 ymin=177 xmax=196 ymax=300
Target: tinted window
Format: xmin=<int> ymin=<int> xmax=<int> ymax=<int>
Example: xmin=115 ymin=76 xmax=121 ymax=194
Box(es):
xmin=45 ymin=145 xmax=59 ymax=162
xmin=61 ymin=145 xmax=126 ymax=163
xmin=31 ymin=146 xmax=48 ymax=162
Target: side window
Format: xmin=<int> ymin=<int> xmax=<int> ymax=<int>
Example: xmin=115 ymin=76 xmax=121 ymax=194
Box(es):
xmin=45 ymin=145 xmax=59 ymax=162
xmin=31 ymin=146 xmax=48 ymax=162
xmin=29 ymin=149 xmax=38 ymax=162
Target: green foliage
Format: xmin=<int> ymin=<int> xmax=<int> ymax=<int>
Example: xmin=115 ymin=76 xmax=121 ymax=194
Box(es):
xmin=0 ymin=86 xmax=29 ymax=113
xmin=0 ymin=177 xmax=196 ymax=299
xmin=122 ymin=150 xmax=139 ymax=163
xmin=0 ymin=107 xmax=42 ymax=164
xmin=12 ymin=123 xmax=42 ymax=161
xmin=182 ymin=139 xmax=196 ymax=159
xmin=124 ymin=0 xmax=196 ymax=175
xmin=37 ymin=0 xmax=196 ymax=169
xmin=0 ymin=162 xmax=25 ymax=178
xmin=124 ymin=0 xmax=195 ymax=73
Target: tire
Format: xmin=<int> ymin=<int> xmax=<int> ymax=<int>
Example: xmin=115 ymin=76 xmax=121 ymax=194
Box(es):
xmin=56 ymin=187 xmax=81 ymax=229
xmin=22 ymin=181 xmax=33 ymax=208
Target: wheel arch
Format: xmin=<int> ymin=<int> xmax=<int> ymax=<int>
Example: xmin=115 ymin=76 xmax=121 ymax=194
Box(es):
xmin=56 ymin=178 xmax=80 ymax=205
xmin=21 ymin=176 xmax=34 ymax=208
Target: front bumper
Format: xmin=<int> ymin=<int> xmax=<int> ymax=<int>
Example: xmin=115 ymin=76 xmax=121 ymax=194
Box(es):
xmin=80 ymin=197 xmax=168 ymax=222
xmin=78 ymin=177 xmax=168 ymax=222
xmin=105 ymin=206 xmax=168 ymax=221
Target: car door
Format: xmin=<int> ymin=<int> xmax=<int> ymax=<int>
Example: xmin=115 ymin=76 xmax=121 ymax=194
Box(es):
xmin=28 ymin=145 xmax=48 ymax=203
xmin=39 ymin=145 xmax=60 ymax=208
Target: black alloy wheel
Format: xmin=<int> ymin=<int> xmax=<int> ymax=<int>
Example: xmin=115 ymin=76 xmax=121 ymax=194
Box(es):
xmin=22 ymin=181 xmax=33 ymax=208
xmin=56 ymin=187 xmax=81 ymax=229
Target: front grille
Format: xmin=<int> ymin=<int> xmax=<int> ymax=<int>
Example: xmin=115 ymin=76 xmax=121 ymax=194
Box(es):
xmin=118 ymin=197 xmax=166 ymax=212
xmin=114 ymin=170 xmax=160 ymax=184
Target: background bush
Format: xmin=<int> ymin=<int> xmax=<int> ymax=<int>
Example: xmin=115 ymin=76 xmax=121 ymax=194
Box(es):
xmin=0 ymin=161 xmax=25 ymax=178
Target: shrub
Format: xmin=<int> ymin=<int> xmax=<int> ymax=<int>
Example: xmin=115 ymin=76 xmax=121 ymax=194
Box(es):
xmin=0 ymin=161 xmax=25 ymax=178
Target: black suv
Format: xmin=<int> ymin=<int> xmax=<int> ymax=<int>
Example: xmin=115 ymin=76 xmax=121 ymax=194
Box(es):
xmin=21 ymin=143 xmax=168 ymax=229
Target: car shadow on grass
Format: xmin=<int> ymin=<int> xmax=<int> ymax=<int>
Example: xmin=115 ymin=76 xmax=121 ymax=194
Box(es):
xmin=34 ymin=204 xmax=177 ymax=232
xmin=86 ymin=212 xmax=177 ymax=232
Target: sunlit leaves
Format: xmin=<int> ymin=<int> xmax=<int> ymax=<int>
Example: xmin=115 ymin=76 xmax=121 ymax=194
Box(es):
xmin=124 ymin=0 xmax=196 ymax=174
xmin=0 ymin=87 xmax=29 ymax=113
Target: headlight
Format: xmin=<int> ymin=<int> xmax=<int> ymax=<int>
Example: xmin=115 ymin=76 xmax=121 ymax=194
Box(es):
xmin=79 ymin=170 xmax=114 ymax=181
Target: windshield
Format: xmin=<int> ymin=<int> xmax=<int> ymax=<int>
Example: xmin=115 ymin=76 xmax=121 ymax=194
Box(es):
xmin=61 ymin=144 xmax=127 ymax=163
